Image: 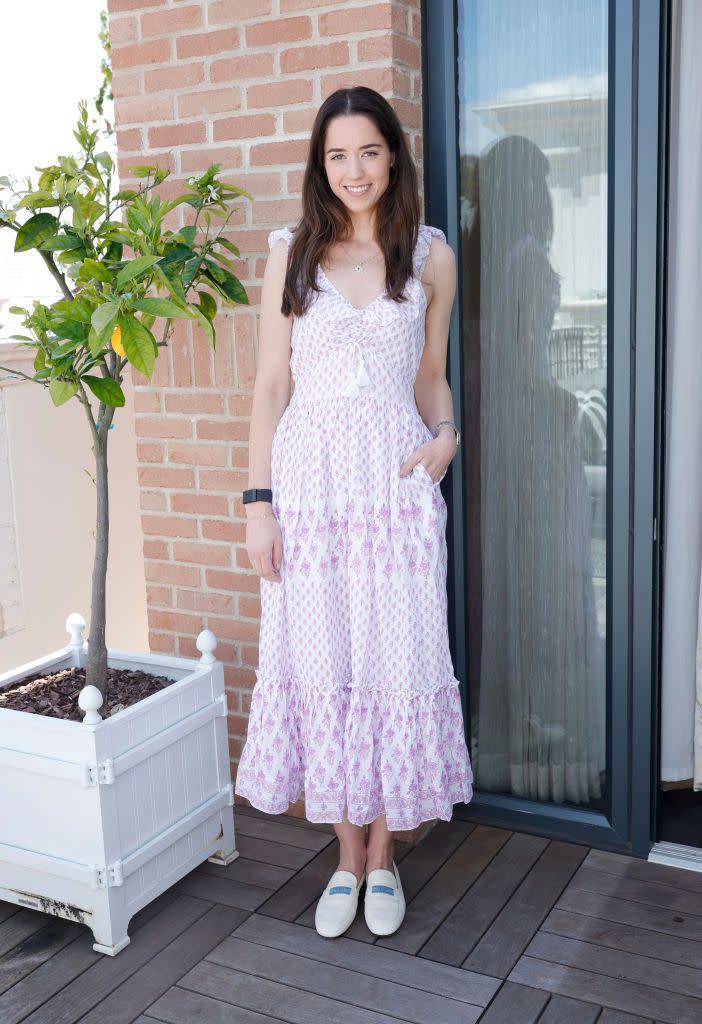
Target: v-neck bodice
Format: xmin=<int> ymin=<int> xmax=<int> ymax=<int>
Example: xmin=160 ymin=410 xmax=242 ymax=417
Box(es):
xmin=266 ymin=223 xmax=446 ymax=407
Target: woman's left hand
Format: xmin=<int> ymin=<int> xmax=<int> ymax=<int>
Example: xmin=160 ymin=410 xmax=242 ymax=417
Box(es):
xmin=399 ymin=430 xmax=457 ymax=483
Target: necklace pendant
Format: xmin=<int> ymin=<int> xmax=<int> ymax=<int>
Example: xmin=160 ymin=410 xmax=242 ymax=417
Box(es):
xmin=353 ymin=264 xmax=363 ymax=272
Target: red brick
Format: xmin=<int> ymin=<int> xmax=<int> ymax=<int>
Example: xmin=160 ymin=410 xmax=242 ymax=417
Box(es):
xmin=177 ymin=88 xmax=242 ymax=119
xmin=247 ymin=80 xmax=312 ymax=110
xmin=202 ymin=519 xmax=242 ymax=542
xmin=205 ymin=569 xmax=253 ymax=591
xmin=141 ymin=5 xmax=202 ymax=38
xmin=168 ymin=443 xmax=227 ymax=467
xmin=112 ymin=38 xmax=170 ymax=70
xmin=249 ymin=138 xmax=310 ymax=168
xmin=171 ymin=493 xmax=229 ymax=515
xmin=145 ymin=62 xmax=205 ymax=93
xmin=146 ymin=584 xmax=173 ymax=607
xmin=145 ymin=562 xmax=201 ymax=586
xmin=109 ymin=15 xmax=138 ymax=45
xmin=239 ymin=594 xmax=261 ymax=618
xmin=140 ymin=490 xmax=168 ymax=511
xmin=112 ymin=70 xmax=142 ymax=99
xmin=133 ymin=388 xmax=161 ymax=412
xmin=135 ymin=416 xmax=193 ymax=439
xmin=150 ymin=609 xmax=202 ymax=633
xmin=110 ymin=0 xmax=161 ymax=10
xmin=181 ymin=146 xmax=241 ymax=173
xmin=212 ymin=113 xmax=276 ymax=143
xmin=143 ymin=539 xmax=168 ymax=559
xmin=116 ymin=127 xmax=143 ymax=153
xmin=148 ymin=121 xmax=206 ymax=148
xmin=245 ymin=16 xmax=311 ymax=47
xmin=199 ymin=469 xmax=246 ymax=492
xmin=138 ymin=466 xmax=195 ymax=488
xmin=210 ymin=52 xmax=273 ymax=83
xmin=137 ymin=442 xmax=164 ymax=464
xmin=206 ymin=616 xmax=259 ymax=642
xmin=196 ymin=420 xmax=247 ymax=442
xmin=281 ymin=42 xmax=349 ymax=74
xmin=319 ymin=4 xmax=402 ymax=35
xmin=173 ymin=541 xmax=231 ymax=566
xmin=142 ymin=515 xmax=199 ymax=538
xmin=165 ymin=392 xmax=224 ymax=414
xmin=321 ymin=65 xmax=394 ymax=98
xmin=227 ymin=394 xmax=253 ymax=417
xmin=116 ymin=94 xmax=174 ymax=126
xmin=176 ymin=590 xmax=235 ymax=614
xmin=176 ymin=28 xmax=239 ymax=59
xmin=149 ymin=630 xmax=176 ymax=654
xmin=208 ymin=0 xmax=270 ymax=23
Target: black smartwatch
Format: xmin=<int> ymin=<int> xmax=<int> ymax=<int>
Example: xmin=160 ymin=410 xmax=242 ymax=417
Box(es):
xmin=243 ymin=488 xmax=273 ymax=504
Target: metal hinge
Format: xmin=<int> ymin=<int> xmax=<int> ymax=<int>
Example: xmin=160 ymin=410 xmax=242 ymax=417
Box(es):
xmin=93 ymin=860 xmax=124 ymax=889
xmin=82 ymin=759 xmax=115 ymax=787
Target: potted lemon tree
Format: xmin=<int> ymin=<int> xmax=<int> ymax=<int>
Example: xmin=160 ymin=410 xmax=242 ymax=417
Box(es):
xmin=0 ymin=101 xmax=251 ymax=955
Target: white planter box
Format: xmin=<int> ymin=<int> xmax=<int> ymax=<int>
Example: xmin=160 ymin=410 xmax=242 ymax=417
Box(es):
xmin=0 ymin=615 xmax=238 ymax=955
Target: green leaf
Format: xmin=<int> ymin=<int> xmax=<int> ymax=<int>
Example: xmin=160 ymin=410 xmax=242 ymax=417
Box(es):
xmin=126 ymin=205 xmax=151 ymax=235
xmin=197 ymin=290 xmax=217 ymax=322
xmin=91 ymin=301 xmax=120 ymax=334
xmin=14 ymin=213 xmax=58 ymax=252
xmin=115 ymin=254 xmax=161 ymax=289
xmin=130 ymin=164 xmax=160 ymax=178
xmin=83 ymin=375 xmax=126 ymax=407
xmin=79 ymin=258 xmax=113 ymax=284
xmin=179 ymin=225 xmax=197 ymax=246
xmin=119 ymin=314 xmax=156 ymax=378
xmin=203 ymin=265 xmax=248 ymax=305
xmin=49 ymin=379 xmax=77 ymax=406
xmin=191 ymin=304 xmax=215 ymax=350
xmin=132 ymin=297 xmax=193 ymax=319
xmin=8 ymin=306 xmax=27 ymax=316
xmin=215 ymin=237 xmax=241 ymax=257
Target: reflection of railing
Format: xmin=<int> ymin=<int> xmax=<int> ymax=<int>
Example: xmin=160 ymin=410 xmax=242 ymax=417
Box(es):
xmin=549 ymin=324 xmax=607 ymax=378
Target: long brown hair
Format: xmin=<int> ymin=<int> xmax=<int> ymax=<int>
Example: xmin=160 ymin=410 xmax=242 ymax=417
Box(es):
xmin=278 ymin=87 xmax=420 ymax=317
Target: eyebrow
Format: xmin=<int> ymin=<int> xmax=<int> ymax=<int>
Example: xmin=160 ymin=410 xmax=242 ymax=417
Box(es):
xmin=326 ymin=143 xmax=382 ymax=154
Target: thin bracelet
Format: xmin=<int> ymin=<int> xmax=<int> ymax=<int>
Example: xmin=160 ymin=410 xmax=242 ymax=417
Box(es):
xmin=246 ymin=512 xmax=276 ymax=519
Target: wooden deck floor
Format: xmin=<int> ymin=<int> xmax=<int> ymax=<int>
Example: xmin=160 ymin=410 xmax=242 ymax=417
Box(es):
xmin=1 ymin=806 xmax=701 ymax=1023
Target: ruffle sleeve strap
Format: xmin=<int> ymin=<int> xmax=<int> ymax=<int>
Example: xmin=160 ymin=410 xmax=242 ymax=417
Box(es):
xmin=267 ymin=226 xmax=294 ymax=251
xmin=412 ymin=223 xmax=447 ymax=277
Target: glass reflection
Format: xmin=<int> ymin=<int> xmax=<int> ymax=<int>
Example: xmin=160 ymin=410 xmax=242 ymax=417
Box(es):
xmin=458 ymin=0 xmax=608 ymax=807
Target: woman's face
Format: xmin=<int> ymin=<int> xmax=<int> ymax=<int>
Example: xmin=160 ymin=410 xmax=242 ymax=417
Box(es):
xmin=322 ymin=114 xmax=394 ymax=214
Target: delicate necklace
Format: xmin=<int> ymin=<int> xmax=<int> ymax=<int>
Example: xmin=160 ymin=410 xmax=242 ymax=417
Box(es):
xmin=341 ymin=242 xmax=383 ymax=273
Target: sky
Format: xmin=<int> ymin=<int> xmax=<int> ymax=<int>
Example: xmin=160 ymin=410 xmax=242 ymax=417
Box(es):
xmin=0 ymin=1 xmax=110 ymax=337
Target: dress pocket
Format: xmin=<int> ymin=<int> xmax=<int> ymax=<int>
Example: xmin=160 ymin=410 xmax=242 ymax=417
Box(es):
xmin=414 ymin=462 xmax=439 ymax=488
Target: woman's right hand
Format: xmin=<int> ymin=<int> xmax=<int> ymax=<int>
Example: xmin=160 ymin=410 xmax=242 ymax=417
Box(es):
xmin=246 ymin=505 xmax=283 ymax=582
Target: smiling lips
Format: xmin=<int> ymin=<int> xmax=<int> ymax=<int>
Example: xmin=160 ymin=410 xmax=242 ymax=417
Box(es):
xmin=344 ymin=184 xmax=371 ymax=195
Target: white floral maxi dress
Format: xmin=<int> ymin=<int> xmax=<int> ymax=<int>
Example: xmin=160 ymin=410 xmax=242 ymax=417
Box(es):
xmin=234 ymin=223 xmax=474 ymax=830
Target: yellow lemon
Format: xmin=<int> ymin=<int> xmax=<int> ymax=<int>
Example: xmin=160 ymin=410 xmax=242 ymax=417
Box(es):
xmin=111 ymin=323 xmax=125 ymax=357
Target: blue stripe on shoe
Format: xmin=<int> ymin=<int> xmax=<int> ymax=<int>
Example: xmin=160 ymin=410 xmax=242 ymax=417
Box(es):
xmin=329 ymin=885 xmax=353 ymax=894
xmin=370 ymin=884 xmax=395 ymax=894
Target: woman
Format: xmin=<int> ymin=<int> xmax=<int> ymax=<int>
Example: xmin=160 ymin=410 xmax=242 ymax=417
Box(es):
xmin=235 ymin=86 xmax=473 ymax=939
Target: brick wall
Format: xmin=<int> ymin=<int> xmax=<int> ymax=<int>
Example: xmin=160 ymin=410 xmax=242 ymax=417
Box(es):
xmin=107 ymin=0 xmax=425 ymax=819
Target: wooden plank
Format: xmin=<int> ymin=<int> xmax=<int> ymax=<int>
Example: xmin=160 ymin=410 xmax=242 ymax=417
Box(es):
xmin=0 ymin=918 xmax=84 ymax=995
xmin=526 ymin=930 xmax=702 ymax=1001
xmin=233 ymin=814 xmax=334 ymax=852
xmin=475 ymin=981 xmax=549 ymax=1022
xmin=537 ymin=993 xmax=600 ymax=1023
xmin=585 ymin=849 xmax=702 ymax=894
xmin=376 ymin=826 xmax=512 ymax=955
xmin=235 ymin=802 xmax=336 ymax=835
xmin=9 ymin=895 xmax=212 ymax=1024
xmin=227 ymin=914 xmax=500 ymax=1008
xmin=234 ymin=833 xmax=322 ymax=870
xmin=196 ymin=854 xmax=295 ymax=890
xmin=76 ymin=904 xmax=247 ymax=1024
xmin=598 ymin=1011 xmax=653 ymax=1024
xmin=174 ymin=869 xmax=272 ymax=911
xmin=542 ymin=906 xmax=702 ymax=969
xmin=461 ymin=839 xmax=588 ymax=978
xmin=143 ymin=987 xmax=284 ymax=1022
xmin=557 ymin=884 xmax=702 ymax=944
xmin=571 ymin=865 xmax=702 ymax=918
xmin=0 ymin=910 xmax=50 ymax=958
xmin=180 ymin=957 xmax=438 ymax=1024
xmin=509 ymin=956 xmax=702 ymax=1023
xmin=0 ymin=905 xmax=19 ymax=926
xmin=207 ymin=933 xmax=483 ymax=1024
xmin=255 ymin=841 xmax=343 ymax=923
xmin=417 ymin=831 xmax=548 ymax=965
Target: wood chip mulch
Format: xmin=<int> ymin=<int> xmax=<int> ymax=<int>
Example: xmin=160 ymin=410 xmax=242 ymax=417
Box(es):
xmin=0 ymin=666 xmax=175 ymax=723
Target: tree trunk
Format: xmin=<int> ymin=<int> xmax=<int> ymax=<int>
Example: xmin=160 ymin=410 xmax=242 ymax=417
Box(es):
xmin=86 ymin=430 xmax=110 ymax=696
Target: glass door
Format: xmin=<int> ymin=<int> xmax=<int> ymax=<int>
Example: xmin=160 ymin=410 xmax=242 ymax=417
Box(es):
xmin=423 ymin=1 xmax=664 ymax=853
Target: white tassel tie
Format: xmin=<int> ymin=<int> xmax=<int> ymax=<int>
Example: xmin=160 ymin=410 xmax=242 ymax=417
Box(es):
xmin=342 ymin=344 xmax=372 ymax=399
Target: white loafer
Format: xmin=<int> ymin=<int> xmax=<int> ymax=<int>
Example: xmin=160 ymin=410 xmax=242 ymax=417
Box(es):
xmin=314 ymin=868 xmax=365 ymax=938
xmin=364 ymin=860 xmax=406 ymax=935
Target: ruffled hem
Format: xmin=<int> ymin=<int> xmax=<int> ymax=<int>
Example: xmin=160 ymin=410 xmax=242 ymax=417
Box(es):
xmin=233 ymin=669 xmax=474 ymax=831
